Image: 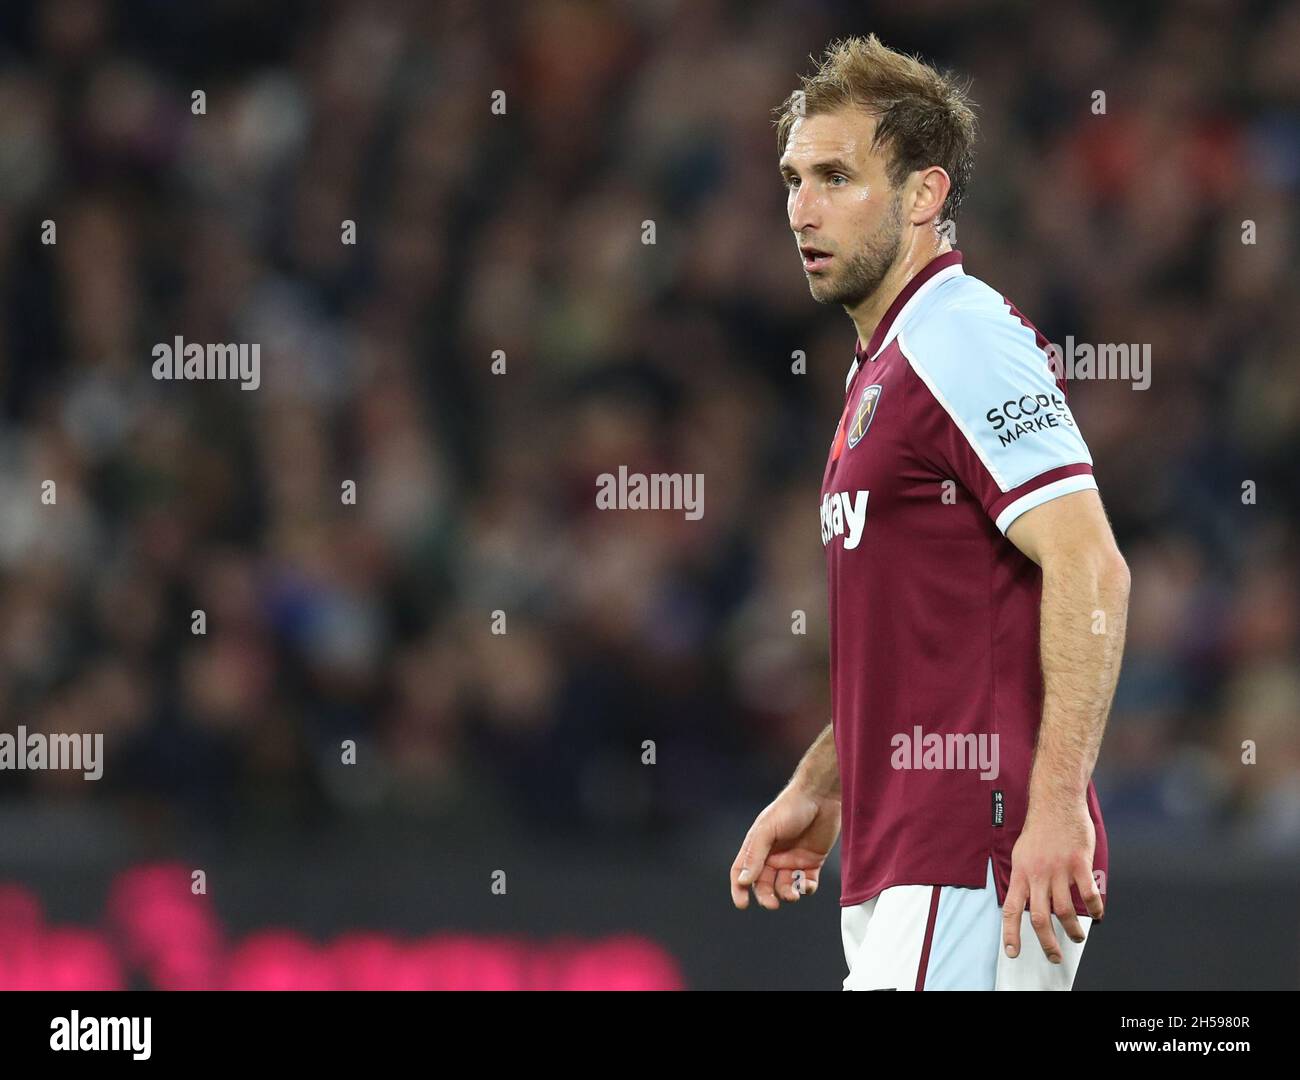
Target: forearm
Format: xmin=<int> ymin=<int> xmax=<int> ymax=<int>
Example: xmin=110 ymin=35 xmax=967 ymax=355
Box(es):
xmin=1027 ymin=550 xmax=1130 ymax=816
xmin=791 ymin=723 xmax=841 ymax=800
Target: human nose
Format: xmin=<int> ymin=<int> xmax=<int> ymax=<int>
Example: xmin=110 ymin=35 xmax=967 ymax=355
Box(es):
xmin=789 ymin=181 xmax=820 ymax=234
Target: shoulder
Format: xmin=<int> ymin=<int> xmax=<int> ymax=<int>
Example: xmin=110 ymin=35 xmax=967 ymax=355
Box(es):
xmin=897 ymin=273 xmax=1058 ymax=399
xmin=893 ymin=271 xmax=1093 ymax=497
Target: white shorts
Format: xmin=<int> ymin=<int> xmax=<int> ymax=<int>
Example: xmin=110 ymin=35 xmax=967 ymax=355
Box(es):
xmin=840 ymin=857 xmax=1091 ymax=990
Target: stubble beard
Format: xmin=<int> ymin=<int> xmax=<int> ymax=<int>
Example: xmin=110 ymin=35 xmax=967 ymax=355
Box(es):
xmin=808 ymin=190 xmax=904 ymax=308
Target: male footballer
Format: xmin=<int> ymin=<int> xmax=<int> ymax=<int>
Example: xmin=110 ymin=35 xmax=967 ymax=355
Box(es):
xmin=729 ymin=35 xmax=1130 ymax=990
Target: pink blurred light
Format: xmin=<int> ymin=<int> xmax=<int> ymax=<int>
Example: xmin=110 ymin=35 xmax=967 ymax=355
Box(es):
xmin=0 ymin=863 xmax=685 ymax=990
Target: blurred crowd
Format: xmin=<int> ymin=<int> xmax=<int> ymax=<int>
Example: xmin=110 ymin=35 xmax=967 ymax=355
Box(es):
xmin=0 ymin=0 xmax=1297 ymax=854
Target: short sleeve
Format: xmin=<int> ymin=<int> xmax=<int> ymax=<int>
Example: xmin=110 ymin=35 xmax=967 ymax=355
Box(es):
xmin=899 ymin=308 xmax=1097 ymax=535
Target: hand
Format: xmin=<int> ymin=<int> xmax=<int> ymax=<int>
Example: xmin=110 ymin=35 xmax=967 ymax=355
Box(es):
xmin=1002 ymin=801 xmax=1104 ymax=963
xmin=730 ymin=785 xmax=841 ymax=910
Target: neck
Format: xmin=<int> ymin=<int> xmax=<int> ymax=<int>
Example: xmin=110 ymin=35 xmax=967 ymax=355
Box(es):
xmin=848 ymin=229 xmax=952 ymax=355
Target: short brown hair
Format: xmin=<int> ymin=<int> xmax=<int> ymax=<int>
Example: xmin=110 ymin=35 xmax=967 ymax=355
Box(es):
xmin=773 ymin=35 xmax=978 ymax=223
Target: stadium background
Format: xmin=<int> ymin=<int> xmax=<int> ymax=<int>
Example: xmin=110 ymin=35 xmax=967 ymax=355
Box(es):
xmin=0 ymin=0 xmax=1297 ymax=989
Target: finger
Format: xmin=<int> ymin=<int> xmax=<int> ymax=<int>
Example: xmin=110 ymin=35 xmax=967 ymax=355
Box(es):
xmin=775 ymin=869 xmax=800 ymax=902
xmin=1028 ymin=875 xmax=1061 ymax=964
xmin=752 ymin=864 xmax=780 ymax=910
xmin=766 ymin=849 xmax=818 ymax=870
xmin=729 ymin=845 xmax=751 ymax=908
xmin=795 ymin=868 xmax=819 ymax=897
xmin=1002 ymin=870 xmax=1027 ymax=958
xmin=730 ymin=849 xmax=751 ymax=909
xmin=1053 ymin=872 xmax=1084 ymax=944
xmin=730 ymin=820 xmax=774 ymax=908
xmin=733 ymin=818 xmax=775 ymax=888
xmin=1076 ymin=865 xmax=1105 ymax=923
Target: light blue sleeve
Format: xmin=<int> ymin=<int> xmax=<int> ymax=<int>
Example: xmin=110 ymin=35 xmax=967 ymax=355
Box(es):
xmin=898 ymin=290 xmax=1097 ymax=534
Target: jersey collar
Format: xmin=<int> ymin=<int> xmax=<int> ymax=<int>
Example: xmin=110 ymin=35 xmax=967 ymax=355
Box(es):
xmin=846 ymin=250 xmax=965 ymax=390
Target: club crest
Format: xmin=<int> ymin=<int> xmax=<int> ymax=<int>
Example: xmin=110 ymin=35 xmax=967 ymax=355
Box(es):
xmin=846 ymin=384 xmax=883 ymax=449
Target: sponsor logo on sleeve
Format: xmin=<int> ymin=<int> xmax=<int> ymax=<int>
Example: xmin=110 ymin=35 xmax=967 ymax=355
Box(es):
xmin=984 ymin=392 xmax=1076 ymax=446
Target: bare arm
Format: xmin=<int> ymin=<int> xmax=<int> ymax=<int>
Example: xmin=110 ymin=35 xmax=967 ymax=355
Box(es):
xmin=1027 ymin=518 xmax=1129 ymax=818
xmin=730 ymin=723 xmax=842 ymax=909
xmin=1004 ymin=488 xmax=1130 ymax=960
xmin=791 ymin=722 xmax=841 ymax=799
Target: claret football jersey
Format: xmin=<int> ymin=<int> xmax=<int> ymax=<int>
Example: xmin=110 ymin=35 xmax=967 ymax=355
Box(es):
xmin=821 ymin=250 xmax=1108 ymax=915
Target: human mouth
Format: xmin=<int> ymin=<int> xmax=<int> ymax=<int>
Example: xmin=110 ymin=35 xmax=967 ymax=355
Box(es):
xmin=800 ymin=246 xmax=832 ymax=273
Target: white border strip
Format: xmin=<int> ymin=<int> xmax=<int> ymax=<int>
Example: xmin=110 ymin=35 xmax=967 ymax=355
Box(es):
xmin=899 ymin=330 xmax=1010 ymax=491
xmin=867 ymin=262 xmax=966 ymax=363
xmin=994 ymin=474 xmax=1098 ymax=534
